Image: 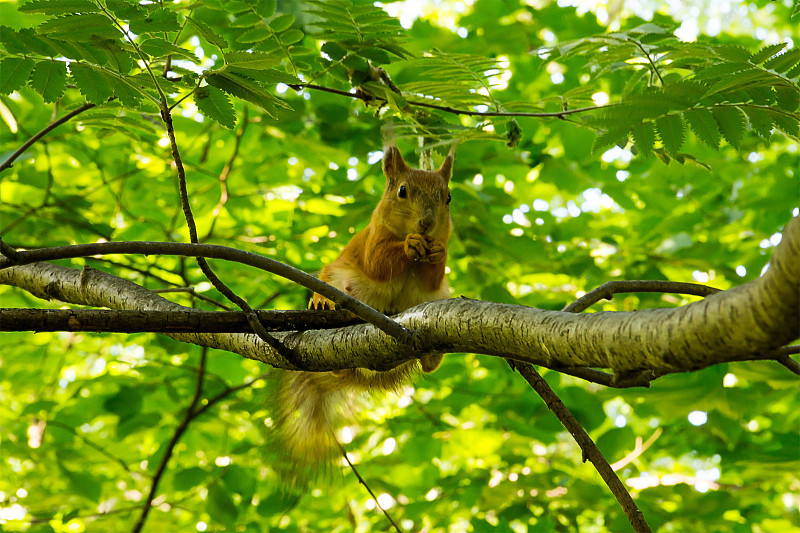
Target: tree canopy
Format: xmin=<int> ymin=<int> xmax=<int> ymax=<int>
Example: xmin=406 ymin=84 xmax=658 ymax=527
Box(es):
xmin=0 ymin=0 xmax=798 ymax=532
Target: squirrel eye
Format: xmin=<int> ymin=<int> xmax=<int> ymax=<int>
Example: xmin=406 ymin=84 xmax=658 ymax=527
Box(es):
xmin=398 ymin=185 xmax=407 ymax=199
xmin=446 ymin=192 xmax=452 ymax=205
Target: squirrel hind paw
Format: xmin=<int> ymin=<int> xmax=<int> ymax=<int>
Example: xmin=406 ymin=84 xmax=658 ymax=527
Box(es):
xmin=309 ymin=293 xmax=336 ymax=310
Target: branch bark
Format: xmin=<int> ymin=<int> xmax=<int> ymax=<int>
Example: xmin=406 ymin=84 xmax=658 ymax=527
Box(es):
xmin=1 ymin=217 xmax=797 ymax=374
xmin=0 ymin=308 xmax=360 ymax=333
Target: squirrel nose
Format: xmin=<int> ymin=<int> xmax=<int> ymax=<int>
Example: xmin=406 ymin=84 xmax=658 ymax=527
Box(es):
xmin=420 ymin=215 xmax=434 ymax=232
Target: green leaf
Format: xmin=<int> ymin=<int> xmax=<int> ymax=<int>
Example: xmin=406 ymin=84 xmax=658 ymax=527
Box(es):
xmin=186 ymin=17 xmax=228 ymax=49
xmin=712 ymin=44 xmax=751 ymax=62
xmin=226 ymin=67 xmax=300 ymax=85
xmin=102 ymin=385 xmax=143 ymax=417
xmin=712 ymin=106 xmax=745 ymax=148
xmin=655 ymin=113 xmax=685 ymax=156
xmin=259 ymin=0 xmax=277 ymax=17
xmin=321 ymin=41 xmax=348 ymax=61
xmin=207 ymin=484 xmax=238 ymax=527
xmin=129 ymin=9 xmax=180 ymax=34
xmin=631 ymin=122 xmax=655 ymax=157
xmin=105 ymin=0 xmax=143 ymax=19
xmin=70 ymin=63 xmax=113 ymax=104
xmin=30 ymin=60 xmax=67 ymax=102
xmin=280 ymin=29 xmax=304 ymax=46
xmin=749 ymin=43 xmax=786 ymax=65
xmin=224 ymin=51 xmax=282 ymax=70
xmin=770 ymin=109 xmax=800 ymax=138
xmin=358 ymin=46 xmax=391 ymax=65
xmin=269 ymin=13 xmax=295 ymax=32
xmin=222 ymin=464 xmax=256 ymax=502
xmin=774 ymin=86 xmax=800 ymax=112
xmin=0 ymin=57 xmax=35 ymax=94
xmin=693 ymin=62 xmax=752 ymax=81
xmin=0 ymin=26 xmax=57 ymax=56
xmin=683 ymin=108 xmax=720 ymax=149
xmin=236 ymin=27 xmax=272 ymax=44
xmin=106 ymin=76 xmax=144 ymax=106
xmin=58 ymin=462 xmax=102 ymax=502
xmin=37 ymin=14 xmax=120 ymax=41
xmin=764 ymin=48 xmax=800 ymax=74
xmin=743 ymin=107 xmax=773 ymax=138
xmin=18 ymin=0 xmax=99 ymax=15
xmin=206 ymin=72 xmax=287 ymax=116
xmin=172 ymin=467 xmax=208 ymax=491
xmin=194 ymin=85 xmax=236 ymax=129
xmin=230 ymin=13 xmax=262 ymax=28
xmin=139 ymin=38 xmax=197 ymax=61
xmin=342 ymin=54 xmax=369 ymax=71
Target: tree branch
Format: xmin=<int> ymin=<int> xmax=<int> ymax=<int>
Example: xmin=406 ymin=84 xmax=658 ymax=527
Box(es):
xmin=563 ymin=280 xmax=721 ymax=313
xmin=0 ymin=308 xmax=360 ymax=333
xmin=1 ymin=218 xmax=796 ymax=375
xmin=0 ymin=103 xmax=96 ymax=173
xmin=132 ymin=347 xmax=208 ymax=533
xmin=337 ymin=441 xmax=402 ymax=533
xmin=0 ymin=240 xmax=412 ymax=343
xmin=514 ymin=364 xmax=652 ymax=532
xmin=160 ymin=104 xmax=296 ymax=364
xmin=289 ymin=83 xmax=602 ymax=119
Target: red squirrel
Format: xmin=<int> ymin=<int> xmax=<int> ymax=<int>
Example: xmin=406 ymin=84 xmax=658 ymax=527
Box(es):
xmin=273 ymin=141 xmax=455 ymax=481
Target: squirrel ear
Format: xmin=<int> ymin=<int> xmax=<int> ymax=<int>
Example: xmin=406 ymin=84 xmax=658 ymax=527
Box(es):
xmin=383 ymin=146 xmax=408 ymax=179
xmin=438 ymin=145 xmax=456 ymax=182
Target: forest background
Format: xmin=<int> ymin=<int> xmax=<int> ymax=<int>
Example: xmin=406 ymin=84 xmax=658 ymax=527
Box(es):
xmin=0 ymin=0 xmax=798 ymax=532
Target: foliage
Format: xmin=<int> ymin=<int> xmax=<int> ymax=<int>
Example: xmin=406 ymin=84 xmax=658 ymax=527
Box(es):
xmin=0 ymin=0 xmax=798 ymax=532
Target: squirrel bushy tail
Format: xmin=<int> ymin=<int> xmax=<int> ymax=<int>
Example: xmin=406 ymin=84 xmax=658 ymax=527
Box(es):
xmin=271 ymin=363 xmax=422 ymax=483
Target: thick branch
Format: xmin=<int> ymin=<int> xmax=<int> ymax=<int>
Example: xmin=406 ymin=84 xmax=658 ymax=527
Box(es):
xmin=0 ymin=308 xmax=359 ymax=333
xmin=1 ymin=217 xmax=796 ymax=373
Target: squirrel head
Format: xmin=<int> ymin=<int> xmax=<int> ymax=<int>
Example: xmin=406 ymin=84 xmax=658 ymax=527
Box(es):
xmin=377 ymin=145 xmax=454 ymax=239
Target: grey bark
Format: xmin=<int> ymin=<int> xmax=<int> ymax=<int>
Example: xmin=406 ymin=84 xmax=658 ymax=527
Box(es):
xmin=1 ymin=217 xmax=797 ymax=375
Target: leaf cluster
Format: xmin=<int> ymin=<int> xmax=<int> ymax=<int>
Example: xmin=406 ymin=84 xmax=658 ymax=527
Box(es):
xmin=544 ymin=25 xmax=800 ymax=160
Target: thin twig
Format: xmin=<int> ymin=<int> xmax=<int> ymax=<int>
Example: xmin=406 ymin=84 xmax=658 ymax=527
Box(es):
xmin=554 ymin=366 xmax=657 ymax=388
xmin=47 ymin=420 xmax=134 ymax=474
xmin=203 ymin=107 xmax=249 ymax=242
xmin=563 ymin=280 xmax=721 ymax=313
xmin=777 ymin=347 xmax=800 ymax=375
xmin=336 ymin=440 xmax=402 ymax=533
xmin=192 ymin=372 xmax=269 ymax=418
xmin=152 ymin=287 xmax=232 ymax=310
xmin=0 ymin=103 xmax=96 ymax=173
xmin=161 ymin=106 xmax=301 ymax=366
xmin=289 ymin=83 xmax=602 ymax=119
xmin=610 ymin=428 xmax=663 ymax=472
xmin=0 ymin=237 xmax=20 ymax=262
xmin=513 ymin=363 xmax=651 ymax=533
xmin=132 ymin=347 xmax=208 ymax=533
xmin=629 ymin=39 xmax=664 ymax=86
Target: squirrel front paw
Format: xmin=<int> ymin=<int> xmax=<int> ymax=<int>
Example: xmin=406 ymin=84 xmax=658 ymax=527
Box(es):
xmin=404 ymin=234 xmax=428 ymax=261
xmin=420 ymin=237 xmax=446 ymax=264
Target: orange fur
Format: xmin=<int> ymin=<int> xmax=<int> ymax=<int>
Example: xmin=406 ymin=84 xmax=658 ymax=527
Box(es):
xmin=272 ymin=143 xmax=455 ymax=486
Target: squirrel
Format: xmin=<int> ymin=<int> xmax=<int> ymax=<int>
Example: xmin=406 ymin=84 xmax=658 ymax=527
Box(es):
xmin=272 ymin=140 xmax=455 ymax=484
